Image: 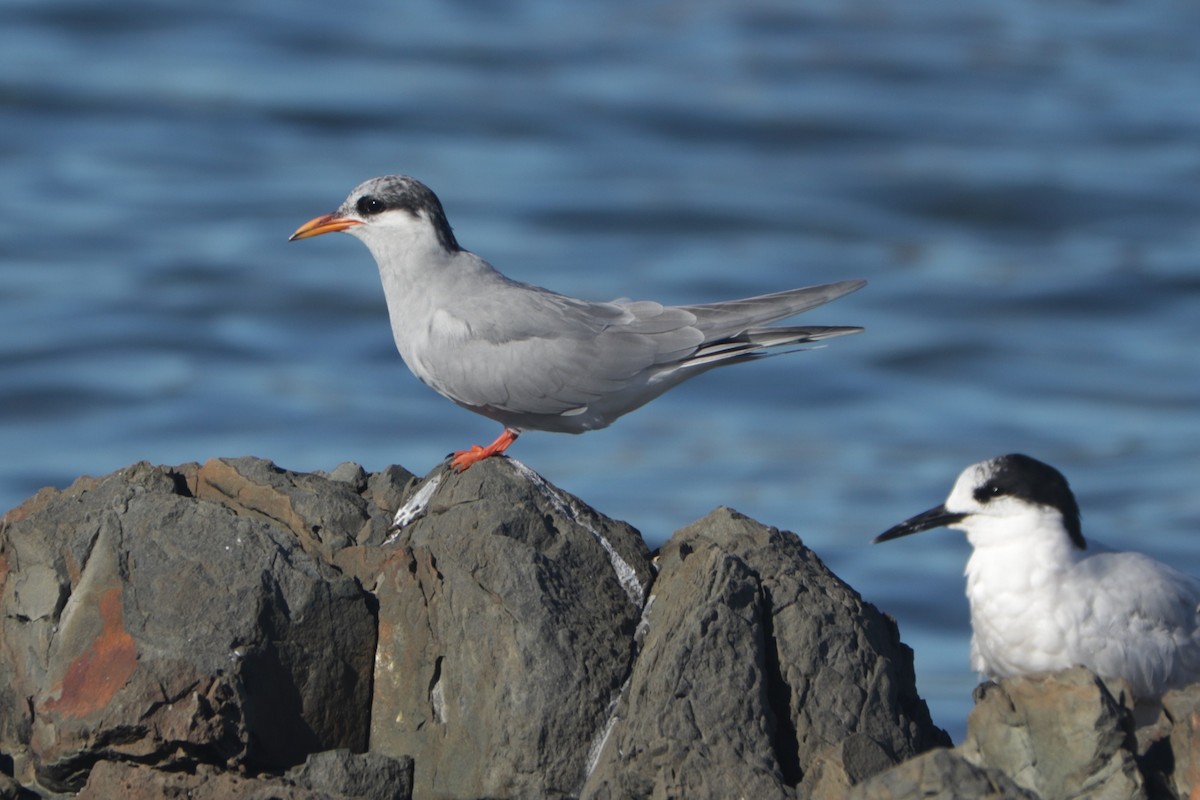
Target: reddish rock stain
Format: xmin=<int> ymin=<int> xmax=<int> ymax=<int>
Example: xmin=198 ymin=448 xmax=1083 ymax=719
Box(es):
xmin=43 ymin=587 xmax=137 ymax=717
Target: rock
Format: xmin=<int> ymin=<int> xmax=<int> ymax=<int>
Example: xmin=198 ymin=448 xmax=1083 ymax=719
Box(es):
xmin=77 ymin=761 xmax=301 ymax=800
xmin=191 ymin=456 xmax=404 ymax=560
xmin=2 ymin=456 xmax=961 ymax=799
xmin=1144 ymin=684 xmax=1200 ymax=800
xmin=848 ymin=748 xmax=1037 ymax=800
xmin=958 ymin=668 xmax=1146 ymax=800
xmin=583 ymin=531 xmax=794 ymax=800
xmin=352 ymin=458 xmax=656 ymax=799
xmin=364 ymin=465 xmax=419 ymax=514
xmin=288 ymin=749 xmax=414 ymax=800
xmin=0 ymin=771 xmax=36 ymax=800
xmin=76 ymin=754 xmax=414 ymax=800
xmin=0 ymin=459 xmax=383 ymax=792
xmin=581 ymin=507 xmax=949 ymax=799
xmin=801 ymin=733 xmax=903 ymax=800
xmin=861 ymin=668 xmax=1164 ymax=800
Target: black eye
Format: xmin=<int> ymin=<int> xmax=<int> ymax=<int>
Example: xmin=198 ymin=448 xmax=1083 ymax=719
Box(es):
xmin=356 ymin=196 xmax=385 ymax=216
xmin=974 ymin=483 xmax=1004 ymax=503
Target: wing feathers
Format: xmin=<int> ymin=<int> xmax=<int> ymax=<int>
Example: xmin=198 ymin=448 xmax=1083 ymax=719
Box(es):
xmin=415 ymin=277 xmax=864 ymax=424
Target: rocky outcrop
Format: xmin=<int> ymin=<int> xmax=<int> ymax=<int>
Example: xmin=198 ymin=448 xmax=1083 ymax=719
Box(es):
xmin=0 ymin=459 xmax=382 ymax=793
xmin=75 ymin=749 xmax=414 ymax=800
xmin=848 ymin=747 xmax=1038 ymax=800
xmin=20 ymin=456 xmax=1200 ymax=798
xmin=855 ymin=667 xmax=1200 ymax=800
xmin=0 ymin=456 xmax=947 ymax=797
xmin=581 ymin=508 xmax=947 ymax=799
xmin=961 ymin=669 xmax=1145 ymax=799
xmin=341 ymin=459 xmax=655 ymax=798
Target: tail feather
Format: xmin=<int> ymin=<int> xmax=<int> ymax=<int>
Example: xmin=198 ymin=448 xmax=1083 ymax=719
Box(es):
xmin=673 ymin=324 xmax=863 ymax=371
xmin=679 ymin=279 xmax=866 ymax=337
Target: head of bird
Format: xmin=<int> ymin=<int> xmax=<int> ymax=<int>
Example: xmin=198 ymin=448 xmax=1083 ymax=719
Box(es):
xmin=875 ymin=454 xmax=1085 ymax=552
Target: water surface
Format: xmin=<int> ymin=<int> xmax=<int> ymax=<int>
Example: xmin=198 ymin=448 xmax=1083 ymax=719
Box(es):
xmin=3 ymin=0 xmax=1199 ymax=742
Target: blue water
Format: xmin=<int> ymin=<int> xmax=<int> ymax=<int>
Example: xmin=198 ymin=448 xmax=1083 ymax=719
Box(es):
xmin=3 ymin=0 xmax=1198 ymax=743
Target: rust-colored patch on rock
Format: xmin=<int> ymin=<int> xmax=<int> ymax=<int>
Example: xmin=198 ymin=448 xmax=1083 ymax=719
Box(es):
xmin=44 ymin=587 xmax=138 ymax=718
xmin=196 ymin=458 xmax=309 ymax=537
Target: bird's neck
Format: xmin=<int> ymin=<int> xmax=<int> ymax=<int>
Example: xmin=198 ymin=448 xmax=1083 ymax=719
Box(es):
xmin=964 ymin=514 xmax=1083 ymax=598
xmin=358 ymin=226 xmax=451 ymax=289
xmin=366 ymin=242 xmax=506 ymax=378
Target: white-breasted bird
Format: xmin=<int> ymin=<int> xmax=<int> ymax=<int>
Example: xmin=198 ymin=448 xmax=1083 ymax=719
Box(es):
xmin=874 ymin=453 xmax=1200 ymax=698
xmin=290 ymin=175 xmax=865 ymax=471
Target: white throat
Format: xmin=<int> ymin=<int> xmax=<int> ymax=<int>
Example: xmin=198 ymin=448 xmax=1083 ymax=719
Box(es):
xmin=960 ymin=510 xmax=1084 ymax=678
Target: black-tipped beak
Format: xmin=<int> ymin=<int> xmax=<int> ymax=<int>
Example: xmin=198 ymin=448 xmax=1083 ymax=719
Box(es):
xmin=873 ymin=504 xmax=967 ymax=544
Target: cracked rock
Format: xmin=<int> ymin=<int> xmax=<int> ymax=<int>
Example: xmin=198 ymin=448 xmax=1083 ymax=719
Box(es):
xmin=341 ymin=458 xmax=655 ymax=800
xmin=0 ymin=457 xmax=951 ymax=799
xmin=0 ymin=460 xmax=380 ymax=792
xmin=581 ymin=507 xmax=949 ymax=799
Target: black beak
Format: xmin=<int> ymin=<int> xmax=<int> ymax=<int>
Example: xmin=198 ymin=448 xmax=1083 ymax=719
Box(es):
xmin=874 ymin=504 xmax=967 ymax=544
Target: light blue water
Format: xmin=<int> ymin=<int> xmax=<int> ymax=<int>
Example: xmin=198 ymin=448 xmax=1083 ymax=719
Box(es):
xmin=3 ymin=0 xmax=1198 ymax=742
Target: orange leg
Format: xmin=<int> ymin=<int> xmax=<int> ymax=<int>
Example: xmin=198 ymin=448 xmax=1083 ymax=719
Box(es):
xmin=450 ymin=428 xmax=520 ymax=472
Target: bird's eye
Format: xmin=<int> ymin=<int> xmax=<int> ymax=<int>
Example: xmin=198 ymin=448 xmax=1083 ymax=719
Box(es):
xmin=356 ymin=196 xmax=385 ymax=216
xmin=974 ymin=483 xmax=1004 ymax=503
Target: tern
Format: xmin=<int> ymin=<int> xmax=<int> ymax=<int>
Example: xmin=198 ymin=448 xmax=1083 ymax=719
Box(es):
xmin=290 ymin=175 xmax=866 ymax=471
xmin=875 ymin=453 xmax=1200 ymax=698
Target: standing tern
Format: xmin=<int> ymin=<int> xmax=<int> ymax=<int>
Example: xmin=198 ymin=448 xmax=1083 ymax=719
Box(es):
xmin=290 ymin=175 xmax=866 ymax=470
xmin=875 ymin=453 xmax=1200 ymax=698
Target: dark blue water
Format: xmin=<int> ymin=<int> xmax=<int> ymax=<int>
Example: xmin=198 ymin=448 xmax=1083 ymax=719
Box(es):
xmin=3 ymin=0 xmax=1199 ymax=742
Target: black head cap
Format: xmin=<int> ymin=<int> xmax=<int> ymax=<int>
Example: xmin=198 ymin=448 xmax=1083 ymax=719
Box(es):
xmin=977 ymin=454 xmax=1084 ymax=549
xmin=347 ymin=175 xmax=461 ymax=252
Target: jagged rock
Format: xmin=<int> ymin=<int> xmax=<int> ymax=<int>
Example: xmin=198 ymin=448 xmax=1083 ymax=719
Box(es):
xmin=345 ymin=459 xmax=655 ymax=800
xmin=76 ymin=751 xmax=414 ymax=800
xmin=800 ymin=733 xmax=902 ymax=800
xmin=1153 ymin=684 xmax=1200 ymax=799
xmin=77 ymin=761 xmax=307 ymax=800
xmin=959 ymin=668 xmax=1146 ymax=800
xmin=288 ymin=749 xmax=414 ymax=800
xmin=0 ymin=459 xmax=385 ymax=792
xmin=858 ymin=667 xmax=1200 ymax=800
xmin=0 ymin=771 xmax=35 ymax=800
xmin=581 ymin=507 xmax=949 ymax=799
xmin=189 ymin=456 xmax=409 ymax=561
xmin=583 ymin=531 xmax=794 ymax=800
xmin=848 ymin=748 xmax=1037 ymax=800
xmin=3 ymin=456 xmax=963 ymax=799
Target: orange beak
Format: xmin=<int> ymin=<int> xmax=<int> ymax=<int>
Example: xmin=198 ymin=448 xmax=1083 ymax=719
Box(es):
xmin=289 ymin=213 xmax=363 ymax=241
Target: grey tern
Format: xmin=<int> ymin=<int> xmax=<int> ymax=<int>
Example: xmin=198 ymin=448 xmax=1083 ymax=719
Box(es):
xmin=291 ymin=175 xmax=866 ymax=470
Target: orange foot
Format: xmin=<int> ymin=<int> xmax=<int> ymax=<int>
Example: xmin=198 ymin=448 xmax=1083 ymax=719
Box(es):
xmin=450 ymin=428 xmax=520 ymax=472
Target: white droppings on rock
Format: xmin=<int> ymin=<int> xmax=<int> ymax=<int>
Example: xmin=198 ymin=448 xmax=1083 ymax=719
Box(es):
xmin=388 ymin=472 xmax=444 ymax=536
xmin=583 ymin=674 xmax=629 ymax=782
xmin=430 ymin=675 xmax=447 ymax=724
xmin=582 ymin=594 xmax=656 ymax=786
xmin=509 ymin=459 xmax=645 ymax=606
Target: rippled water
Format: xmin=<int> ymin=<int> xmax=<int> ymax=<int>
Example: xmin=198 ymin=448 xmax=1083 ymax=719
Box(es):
xmin=3 ymin=0 xmax=1199 ymax=742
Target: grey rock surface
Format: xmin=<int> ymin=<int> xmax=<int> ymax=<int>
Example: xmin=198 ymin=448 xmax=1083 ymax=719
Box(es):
xmin=959 ymin=668 xmax=1146 ymax=800
xmin=0 ymin=772 xmax=33 ymax=800
xmin=355 ymin=460 xmax=655 ymax=799
xmin=287 ymin=748 xmax=415 ymax=800
xmin=581 ymin=507 xmax=950 ymax=799
xmin=861 ymin=668 xmax=1189 ymax=800
xmin=75 ymin=750 xmax=414 ymax=800
xmin=1158 ymin=683 xmax=1200 ymax=799
xmin=1 ymin=456 xmax=956 ymax=798
xmin=848 ymin=748 xmax=1038 ymax=800
xmin=0 ymin=459 xmax=383 ymax=792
